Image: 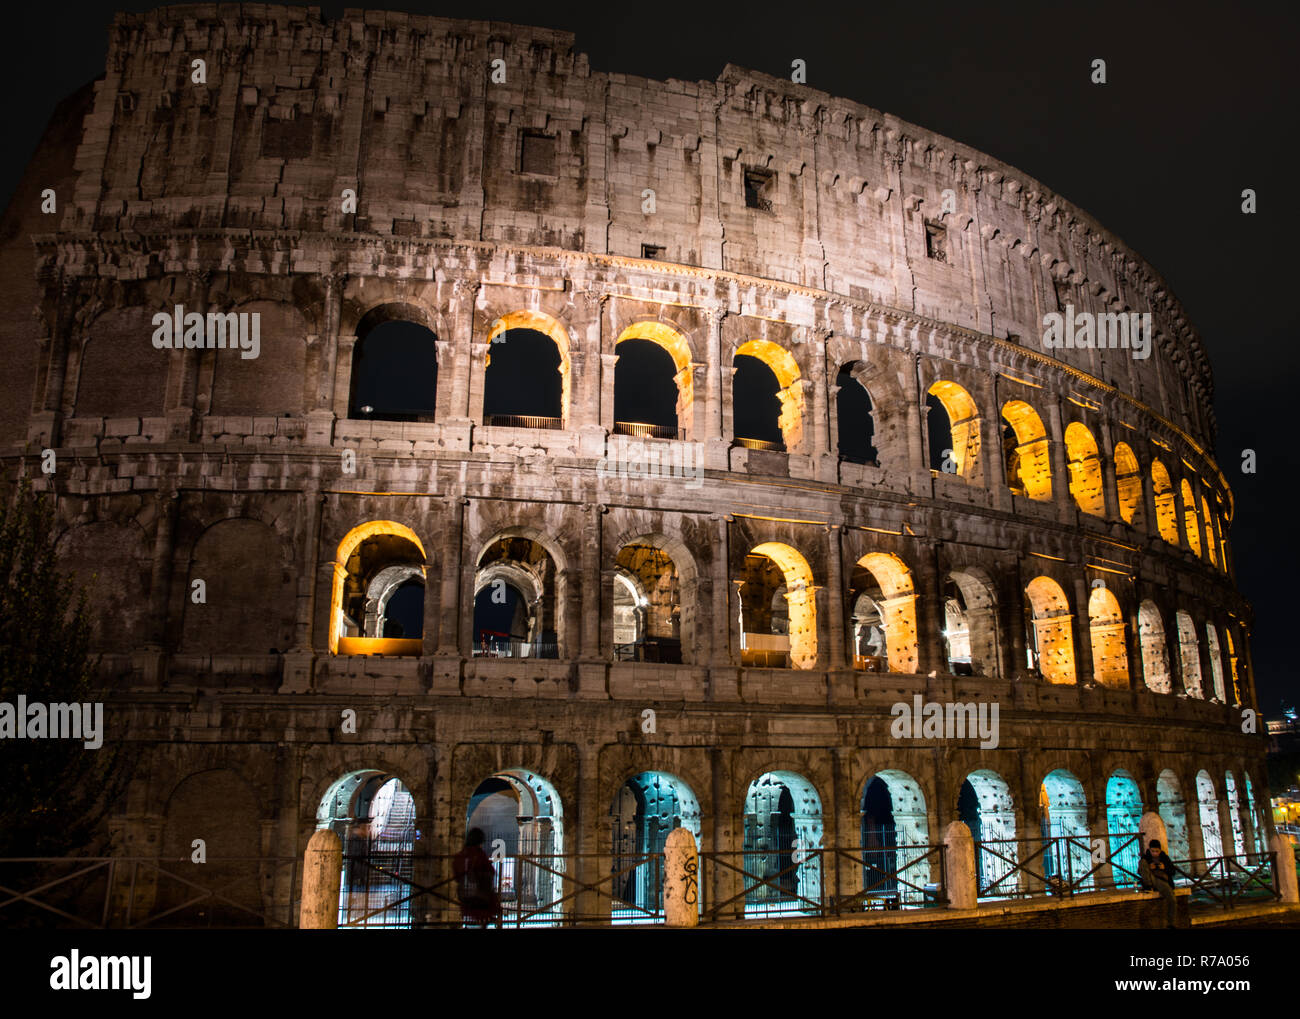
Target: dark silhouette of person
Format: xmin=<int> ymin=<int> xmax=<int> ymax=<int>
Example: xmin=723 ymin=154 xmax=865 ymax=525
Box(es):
xmin=1139 ymin=838 xmax=1181 ymax=928
xmin=453 ymin=827 xmax=501 ymax=928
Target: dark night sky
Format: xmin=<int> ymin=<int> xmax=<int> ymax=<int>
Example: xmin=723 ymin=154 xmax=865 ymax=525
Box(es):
xmin=3 ymin=1 xmax=1294 ymax=711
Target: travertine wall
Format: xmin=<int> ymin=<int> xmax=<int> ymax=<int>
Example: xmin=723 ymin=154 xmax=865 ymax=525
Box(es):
xmin=0 ymin=5 xmax=1269 ymax=922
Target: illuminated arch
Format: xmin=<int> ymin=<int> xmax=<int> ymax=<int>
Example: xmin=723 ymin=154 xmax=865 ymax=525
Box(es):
xmin=749 ymin=541 xmax=817 ymax=668
xmin=860 ymin=769 xmax=932 ymax=903
xmin=1064 ymin=422 xmax=1105 ymax=517
xmin=1226 ymin=628 xmax=1243 ymax=705
xmin=959 ymin=769 xmax=1019 ymax=896
xmin=1180 ymin=478 xmax=1202 ymax=558
xmin=1201 ymin=495 xmax=1218 ymax=567
xmin=1001 ymin=400 xmax=1052 ymax=501
xmin=1157 ymin=770 xmax=1191 ymax=862
xmin=852 ymin=552 xmax=918 ymax=674
xmin=1138 ymin=600 xmax=1171 ymax=693
xmin=1175 ymin=610 xmax=1203 ymax=698
xmin=1087 ymin=585 xmax=1129 ymax=688
xmin=1040 ymin=769 xmax=1092 ymax=889
xmin=742 ymin=771 xmax=824 ymax=912
xmin=1105 ymin=770 xmax=1143 ymax=887
xmin=1205 ymin=623 xmax=1225 ymax=701
xmin=927 ymin=380 xmax=981 ymax=479
xmin=1195 ymin=770 xmax=1223 ymax=858
xmin=485 ymin=310 xmax=572 ymax=426
xmin=1151 ymin=460 xmax=1179 ymax=544
xmin=329 ymin=521 xmax=427 ymax=654
xmin=1113 ymin=442 xmax=1142 ymax=525
xmin=1224 ymin=771 xmax=1246 ymax=858
xmin=944 ymin=568 xmax=1000 ymax=677
xmin=615 ymin=322 xmax=694 ymax=439
xmin=735 ymin=339 xmax=804 ymax=450
xmin=1025 ymin=576 xmax=1076 ymax=684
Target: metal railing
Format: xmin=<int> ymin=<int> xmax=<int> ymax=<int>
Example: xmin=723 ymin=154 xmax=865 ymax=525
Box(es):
xmin=697 ymin=845 xmax=946 ymax=921
xmin=472 ymin=638 xmax=559 ymax=659
xmin=733 ymin=436 xmax=786 ymax=452
xmin=483 ymin=414 xmax=563 ymax=430
xmin=0 ymin=856 xmax=299 ymax=929
xmin=1177 ymin=851 xmax=1280 ymax=910
xmin=613 ymin=422 xmax=679 ymax=439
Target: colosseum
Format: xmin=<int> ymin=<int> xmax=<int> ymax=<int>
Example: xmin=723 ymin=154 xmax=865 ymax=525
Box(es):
xmin=0 ymin=4 xmax=1285 ymax=928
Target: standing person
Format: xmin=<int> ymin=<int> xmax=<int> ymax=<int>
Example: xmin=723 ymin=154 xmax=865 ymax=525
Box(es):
xmin=454 ymin=828 xmax=502 ymax=928
xmin=1139 ymin=838 xmax=1181 ymax=929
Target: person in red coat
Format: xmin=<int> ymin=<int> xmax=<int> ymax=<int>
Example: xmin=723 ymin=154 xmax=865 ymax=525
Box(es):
xmin=453 ymin=827 xmax=502 ymax=928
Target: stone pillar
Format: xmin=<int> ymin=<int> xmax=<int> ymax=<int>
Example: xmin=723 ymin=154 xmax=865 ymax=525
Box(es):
xmin=1044 ymin=400 xmax=1073 ymax=524
xmin=1073 ymin=576 xmax=1096 ymax=687
xmin=574 ymin=742 xmax=603 ymax=919
xmin=599 ymin=352 xmax=619 ymax=432
xmin=903 ymin=354 xmax=928 ymax=488
xmin=825 ymin=525 xmax=847 ymax=669
xmin=166 ymin=270 xmax=210 ymax=442
xmin=1271 ymin=833 xmax=1299 ymax=903
xmin=1096 ymin=418 xmax=1120 ymax=523
xmin=146 ymin=486 xmax=180 ymax=649
xmin=915 ymin=541 xmax=947 ymax=675
xmin=580 ymin=504 xmax=603 ymax=660
xmin=448 ymin=280 xmax=478 ymax=421
xmin=664 ymin=827 xmax=700 ymax=927
xmin=808 ymin=331 xmax=834 ymax=480
xmin=1000 ymin=557 xmax=1028 ymax=680
xmin=943 ymin=820 xmax=978 ymax=910
xmin=559 ymin=567 xmax=582 ymax=661
xmin=710 ymin=515 xmax=736 ymax=669
xmin=436 ymin=495 xmax=466 ymax=658
xmin=467 ymin=342 xmax=490 ymax=424
xmin=300 ymin=828 xmax=342 ymax=929
xmin=307 ymin=272 xmax=347 ymax=443
xmin=1142 ymin=455 xmax=1161 ymax=542
xmin=704 ymin=308 xmax=729 ymax=469
xmin=981 ymin=370 xmax=1010 ymax=511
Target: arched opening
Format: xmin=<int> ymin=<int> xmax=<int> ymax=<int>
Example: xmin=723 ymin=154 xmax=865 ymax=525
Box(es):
xmin=1244 ymin=773 xmax=1267 ymax=855
xmin=960 ymin=770 xmax=1018 ymax=897
xmin=739 ymin=542 xmax=817 ymax=669
xmin=943 ymin=570 xmax=999 ymax=676
xmin=1001 ymin=400 xmax=1052 ymax=501
xmin=743 ymin=772 xmax=823 ymax=914
xmin=1205 ymin=623 xmax=1226 ymax=701
xmin=1180 ymin=479 xmax=1202 ymax=558
xmin=734 ymin=339 xmax=803 ymax=452
xmin=1088 ymin=585 xmax=1130 ymax=688
xmin=613 ymin=335 xmax=682 ymax=439
xmin=610 ymin=772 xmax=701 ymax=921
xmin=1157 ymin=770 xmax=1191 ymax=864
xmin=1025 ymin=577 xmax=1076 ymax=684
xmin=329 ymin=521 xmax=426 ymax=656
xmin=1175 ymin=610 xmax=1203 ymax=698
xmin=1113 ymin=442 xmax=1143 ymax=526
xmin=1201 ymin=495 xmax=1218 ymax=567
xmin=1138 ymin=600 xmax=1172 ymax=693
xmin=1040 ymin=769 xmax=1092 ymax=890
xmin=1151 ymin=459 xmax=1179 ymax=545
xmin=613 ymin=540 xmax=687 ymax=663
xmin=1226 ymin=628 xmax=1243 ymax=705
xmin=848 ymin=553 xmax=918 ymax=674
xmin=318 ymin=770 xmax=417 ymax=928
xmin=473 ymin=535 xmax=561 ymax=658
xmin=348 ymin=316 xmax=438 ymax=422
xmin=1195 ymin=770 xmax=1223 ymax=859
xmin=860 ymin=770 xmax=931 ymax=904
xmin=1223 ymin=771 xmax=1245 ymax=859
xmin=836 ymin=363 xmax=878 ymax=465
xmin=483 ymin=312 xmax=569 ymax=428
xmin=926 ymin=380 xmax=981 ymax=479
xmin=465 ymin=769 xmax=564 ymax=925
xmin=1105 ymin=770 xmax=1143 ymax=887
xmin=1064 ymin=422 xmax=1105 ymax=517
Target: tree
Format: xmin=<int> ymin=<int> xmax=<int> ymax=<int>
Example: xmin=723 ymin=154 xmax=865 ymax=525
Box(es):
xmin=0 ymin=479 xmax=132 ymax=858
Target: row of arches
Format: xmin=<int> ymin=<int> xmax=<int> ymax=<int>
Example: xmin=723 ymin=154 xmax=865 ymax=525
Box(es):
xmin=331 ymin=519 xmax=1250 ymax=703
xmin=318 ymin=762 xmax=1269 ymax=924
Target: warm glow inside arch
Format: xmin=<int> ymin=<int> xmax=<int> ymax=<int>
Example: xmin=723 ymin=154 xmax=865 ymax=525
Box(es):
xmin=486 ymin=309 xmax=573 ymax=424
xmin=927 ymin=380 xmax=981 ymax=479
xmin=1180 ymin=478 xmax=1202 ymax=558
xmin=751 ymin=540 xmax=817 ymax=669
xmin=1113 ymin=442 xmax=1142 ymax=524
xmin=855 ymin=552 xmax=919 ymax=673
xmin=1087 ymin=584 xmax=1129 ymax=688
xmin=735 ymin=339 xmax=804 ymax=450
xmin=1002 ymin=400 xmax=1052 ymax=501
xmin=329 ymin=520 xmax=427 ymax=654
xmin=1025 ymin=576 xmax=1076 ymax=684
xmin=1151 ymin=459 xmax=1179 ymax=545
xmin=1064 ymin=422 xmax=1105 ymax=517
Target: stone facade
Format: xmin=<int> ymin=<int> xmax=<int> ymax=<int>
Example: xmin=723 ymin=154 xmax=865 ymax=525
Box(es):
xmin=0 ymin=5 xmax=1269 ymax=921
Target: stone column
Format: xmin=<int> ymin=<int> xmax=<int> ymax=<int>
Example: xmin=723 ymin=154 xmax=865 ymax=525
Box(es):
xmin=599 ymin=353 xmax=619 ymax=432
xmin=300 ymin=829 xmax=342 ymax=929
xmin=467 ymin=342 xmax=491 ymax=424
xmin=436 ymin=495 xmax=465 ymax=657
xmin=1141 ymin=454 xmax=1161 ymax=542
xmin=580 ymin=504 xmax=603 ymax=660
xmin=710 ymin=515 xmax=735 ymax=668
xmin=1044 ymin=399 xmax=1073 ymax=524
xmin=448 ymin=279 xmax=478 ymax=422
xmin=166 ymin=270 xmax=211 ymax=442
xmin=807 ymin=331 xmax=834 ymax=480
xmin=146 ymin=486 xmax=180 ymax=649
xmin=307 ymin=272 xmax=347 ymax=443
xmin=914 ymin=540 xmax=947 ymax=675
xmin=981 ymin=370 xmax=1010 ymax=511
xmin=1096 ymin=417 xmax=1120 ymax=523
xmin=331 ymin=335 xmax=357 ymax=418
xmin=1000 ymin=558 xmax=1028 ymax=680
xmin=664 ymin=828 xmax=700 ymax=927
xmin=825 ymin=525 xmax=847 ymax=669
xmin=1073 ymin=576 xmax=1096 ymax=687
xmin=704 ymin=309 xmax=730 ymax=470
xmin=903 ymin=354 xmax=928 ymax=488
xmin=943 ymin=821 xmax=978 ymax=910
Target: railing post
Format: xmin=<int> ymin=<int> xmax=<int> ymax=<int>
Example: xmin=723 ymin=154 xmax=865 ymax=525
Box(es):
xmin=300 ymin=829 xmax=342 ymax=929
xmin=943 ymin=821 xmax=978 ymax=910
xmin=665 ymin=828 xmax=699 ymax=928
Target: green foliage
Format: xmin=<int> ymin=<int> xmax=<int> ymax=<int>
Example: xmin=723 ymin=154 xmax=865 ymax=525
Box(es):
xmin=0 ymin=479 xmax=132 ymax=857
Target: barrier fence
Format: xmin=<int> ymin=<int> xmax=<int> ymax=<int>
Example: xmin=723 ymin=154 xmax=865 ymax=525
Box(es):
xmin=0 ymin=838 xmax=1283 ymax=928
